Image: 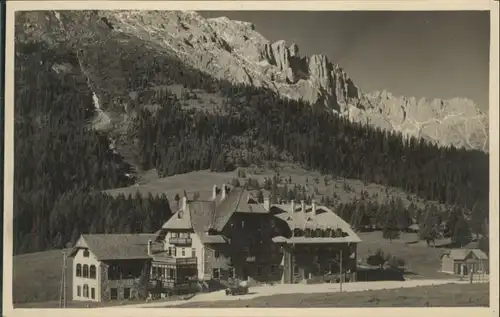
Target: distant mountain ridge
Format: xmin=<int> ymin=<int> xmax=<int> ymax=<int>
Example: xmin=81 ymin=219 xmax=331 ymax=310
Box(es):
xmin=96 ymin=10 xmax=488 ymax=151
xmin=16 ymin=10 xmax=489 ymax=151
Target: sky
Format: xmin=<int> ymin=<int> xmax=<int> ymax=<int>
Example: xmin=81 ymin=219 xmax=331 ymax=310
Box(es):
xmin=200 ymin=11 xmax=490 ymax=112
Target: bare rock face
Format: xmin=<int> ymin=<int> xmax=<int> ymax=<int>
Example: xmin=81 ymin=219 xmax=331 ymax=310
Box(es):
xmin=20 ymin=10 xmax=488 ymax=152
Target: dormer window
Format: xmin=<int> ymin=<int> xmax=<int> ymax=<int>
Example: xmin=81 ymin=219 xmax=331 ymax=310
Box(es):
xmin=83 ymin=249 xmax=90 ymax=257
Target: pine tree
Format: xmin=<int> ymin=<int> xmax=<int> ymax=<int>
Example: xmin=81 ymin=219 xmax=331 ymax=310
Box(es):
xmin=383 ymin=207 xmax=400 ymax=242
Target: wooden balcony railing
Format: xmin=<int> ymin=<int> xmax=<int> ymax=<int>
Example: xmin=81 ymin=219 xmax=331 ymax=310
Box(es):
xmin=245 ymin=256 xmax=256 ymax=262
xmin=169 ymin=237 xmax=192 ymax=246
xmin=152 ymin=256 xmax=197 ymax=266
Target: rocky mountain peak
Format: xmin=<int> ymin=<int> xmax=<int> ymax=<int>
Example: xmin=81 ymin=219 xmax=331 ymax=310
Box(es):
xmin=19 ymin=10 xmax=488 ymax=152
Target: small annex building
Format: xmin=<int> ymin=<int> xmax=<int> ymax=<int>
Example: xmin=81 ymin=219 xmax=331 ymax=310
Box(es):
xmin=440 ymin=248 xmax=489 ymax=275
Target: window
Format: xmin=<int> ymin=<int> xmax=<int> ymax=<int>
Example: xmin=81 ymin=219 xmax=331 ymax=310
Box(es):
xmin=83 ymin=264 xmax=89 ymax=278
xmin=76 ymin=264 xmax=82 ymax=277
xmin=329 ymin=262 xmax=335 ymax=273
xmin=293 ymin=265 xmax=299 ymax=274
xmin=168 ymin=268 xmax=175 ymax=280
xmin=270 ymin=265 xmax=277 ymax=274
xmin=89 ymin=265 xmax=97 ymax=279
xmin=214 ymin=250 xmax=220 ymax=258
xmin=171 ymin=232 xmax=178 ymax=238
xmin=83 ymin=284 xmax=89 ymax=298
xmin=228 ymin=267 xmax=235 ymax=278
xmin=110 ymin=288 xmax=118 ymax=300
xmin=77 ymin=286 xmax=81 ymax=297
xmin=173 ymin=247 xmax=177 ymax=257
xmin=124 ymin=288 xmax=131 ymax=299
xmin=213 ymin=268 xmax=220 ymax=279
xmin=256 ymin=267 xmax=262 ymax=276
xmin=181 ymin=248 xmax=186 ymax=256
xmin=192 ymin=248 xmax=196 ymax=257
xmin=83 ymin=249 xmax=90 ymax=257
xmin=315 ymin=263 xmax=321 ymax=275
xmin=241 ymin=221 xmax=245 ymax=228
xmin=91 ymin=288 xmax=95 ymax=299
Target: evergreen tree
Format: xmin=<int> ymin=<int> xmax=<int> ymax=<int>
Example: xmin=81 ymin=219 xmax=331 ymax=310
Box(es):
xmin=383 ymin=208 xmax=400 ymax=242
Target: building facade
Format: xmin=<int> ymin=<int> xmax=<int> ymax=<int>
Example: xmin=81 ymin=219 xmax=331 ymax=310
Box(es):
xmin=152 ymin=184 xmax=362 ymax=292
xmin=440 ymin=248 xmax=489 ymax=275
xmin=69 ymin=183 xmax=362 ymax=301
xmin=69 ymin=234 xmax=154 ymax=302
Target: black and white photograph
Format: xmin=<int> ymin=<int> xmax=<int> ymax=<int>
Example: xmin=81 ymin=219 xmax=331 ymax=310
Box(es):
xmin=3 ymin=0 xmax=499 ymax=315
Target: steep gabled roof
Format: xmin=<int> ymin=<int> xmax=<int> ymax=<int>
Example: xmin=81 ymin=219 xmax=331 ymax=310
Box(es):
xmin=443 ymin=248 xmax=488 ymax=260
xmin=209 ymin=187 xmax=247 ymax=231
xmin=68 ymin=234 xmax=156 ymax=261
xmin=156 ymin=186 xmax=270 ymax=244
xmin=161 ymin=208 xmax=193 ymax=230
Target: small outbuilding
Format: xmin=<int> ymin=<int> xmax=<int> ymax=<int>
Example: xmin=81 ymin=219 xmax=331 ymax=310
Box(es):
xmin=440 ymin=248 xmax=488 ymax=275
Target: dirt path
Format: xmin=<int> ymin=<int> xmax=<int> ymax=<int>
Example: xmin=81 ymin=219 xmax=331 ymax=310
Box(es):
xmin=103 ymin=279 xmax=480 ymax=309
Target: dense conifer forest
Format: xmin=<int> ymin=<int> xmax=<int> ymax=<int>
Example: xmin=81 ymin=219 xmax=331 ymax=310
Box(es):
xmin=13 ymin=35 xmax=489 ymax=254
xmin=13 ymin=42 xmax=172 ymax=254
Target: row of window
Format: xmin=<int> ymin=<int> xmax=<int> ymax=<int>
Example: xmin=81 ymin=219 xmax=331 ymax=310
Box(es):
xmin=210 ymin=264 xmax=341 ymax=279
xmin=76 ymin=264 xmax=97 ymax=279
xmin=152 ymin=267 xmax=176 ymax=280
xmin=110 ymin=287 xmax=131 ymax=300
xmin=170 ymin=232 xmax=190 ymax=239
xmin=77 ymin=285 xmax=132 ymax=300
xmin=77 ymin=284 xmax=95 ymax=299
xmin=166 ymin=247 xmax=196 ymax=257
xmin=212 ymin=267 xmax=234 ymax=279
xmin=211 ymin=266 xmax=278 ymax=279
xmin=292 ymin=263 xmax=339 ymax=275
xmin=292 ymin=228 xmax=348 ymax=238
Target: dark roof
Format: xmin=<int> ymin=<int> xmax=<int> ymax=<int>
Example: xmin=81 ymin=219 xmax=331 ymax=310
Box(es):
xmin=188 ymin=200 xmax=227 ymax=243
xmin=69 ymin=234 xmax=156 ymax=261
xmin=210 ymin=187 xmax=247 ymax=231
xmin=157 ymin=186 xmax=270 ymax=244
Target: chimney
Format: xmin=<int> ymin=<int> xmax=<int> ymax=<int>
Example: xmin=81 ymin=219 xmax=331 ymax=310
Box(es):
xmin=212 ymin=184 xmax=218 ymax=201
xmin=221 ymin=184 xmax=227 ymax=201
xmin=312 ymin=200 xmax=317 ymax=215
xmin=182 ymin=196 xmax=187 ymax=211
xmin=301 ymin=200 xmax=305 ymax=213
xmin=147 ymin=239 xmax=152 ymax=256
xmin=263 ymin=196 xmax=270 ymax=211
xmin=290 ymin=200 xmax=295 ymax=213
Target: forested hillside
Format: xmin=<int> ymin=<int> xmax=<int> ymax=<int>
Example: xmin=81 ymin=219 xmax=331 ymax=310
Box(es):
xmin=13 ymin=42 xmax=172 ymax=254
xmin=14 ymin=22 xmax=489 ymax=254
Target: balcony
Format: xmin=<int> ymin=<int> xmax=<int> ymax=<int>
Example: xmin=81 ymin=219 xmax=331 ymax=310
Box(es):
xmin=245 ymin=256 xmax=256 ymax=262
xmin=169 ymin=237 xmax=192 ymax=246
xmin=152 ymin=255 xmax=197 ymax=266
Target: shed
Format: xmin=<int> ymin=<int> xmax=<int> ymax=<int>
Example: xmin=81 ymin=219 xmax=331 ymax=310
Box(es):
xmin=440 ymin=248 xmax=488 ymax=275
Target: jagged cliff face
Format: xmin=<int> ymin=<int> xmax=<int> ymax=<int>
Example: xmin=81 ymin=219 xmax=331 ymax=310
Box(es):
xmin=16 ymin=10 xmax=489 ymax=151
